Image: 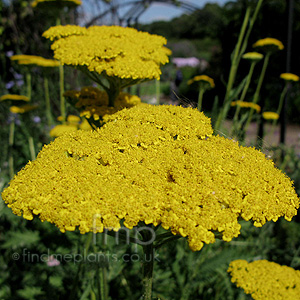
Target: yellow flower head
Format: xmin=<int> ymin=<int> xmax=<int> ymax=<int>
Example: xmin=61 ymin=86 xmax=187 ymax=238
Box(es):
xmin=231 ymin=101 xmax=261 ymax=113
xmin=10 ymin=104 xmax=38 ymax=114
xmin=65 ymin=86 xmax=141 ymax=123
xmin=228 ymin=260 xmax=300 ymax=300
xmin=67 ymin=115 xmax=81 ymax=124
xmin=0 ymin=94 xmax=30 ymax=102
xmin=253 ymin=38 xmax=284 ymax=51
xmin=262 ymin=111 xmax=279 ymax=120
xmin=50 ymin=124 xmax=78 ymax=137
xmin=280 ymin=73 xmax=300 ymax=82
xmin=242 ymin=52 xmax=264 ymax=62
xmin=31 ymin=0 xmax=81 ymax=8
xmin=43 ymin=25 xmax=170 ymax=82
xmin=79 ymin=119 xmax=93 ymax=131
xmin=187 ymin=75 xmax=215 ymax=88
xmin=11 ymin=54 xmax=60 ymax=67
xmin=2 ymin=105 xmax=299 ymax=251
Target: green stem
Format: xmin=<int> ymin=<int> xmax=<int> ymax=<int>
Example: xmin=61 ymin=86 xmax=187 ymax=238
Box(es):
xmin=107 ymin=87 xmax=120 ymax=107
xmin=238 ymin=0 xmax=264 ymax=63
xmin=93 ymin=233 xmax=108 ymax=300
xmin=197 ymin=88 xmax=205 ymax=111
xmin=106 ymin=77 xmax=121 ymax=107
xmin=59 ymin=64 xmax=66 ymax=123
xmin=273 ymin=82 xmax=289 ymax=127
xmin=154 ymin=235 xmax=182 ymax=250
xmin=231 ymin=61 xmax=257 ymax=135
xmin=142 ymin=233 xmax=154 ymax=300
xmin=214 ymin=7 xmax=251 ymax=131
xmin=44 ymin=76 xmax=53 ymax=128
xmin=105 ymin=229 xmax=141 ymax=244
xmin=244 ymin=52 xmax=271 ymax=131
xmin=26 ymin=72 xmax=32 ymax=100
xmin=96 ymin=264 xmax=106 ymax=300
xmin=8 ymin=121 xmax=15 ymax=179
xmin=28 ymin=136 xmax=35 ymax=161
xmin=156 ymin=79 xmax=160 ymax=105
xmin=56 ymin=15 xmax=61 ymax=26
xmin=269 ymin=83 xmax=289 ymax=140
xmin=68 ymin=233 xmax=93 ymax=300
xmin=90 ymin=291 xmax=96 ymax=300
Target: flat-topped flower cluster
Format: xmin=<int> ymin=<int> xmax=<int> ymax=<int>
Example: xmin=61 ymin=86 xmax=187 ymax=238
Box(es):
xmin=228 ymin=260 xmax=300 ymax=300
xmin=2 ymin=105 xmax=299 ymax=251
xmin=43 ymin=25 xmax=171 ymax=81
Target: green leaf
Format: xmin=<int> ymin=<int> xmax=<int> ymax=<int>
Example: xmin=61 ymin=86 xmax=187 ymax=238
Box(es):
xmin=1 ymin=230 xmax=40 ymax=249
xmin=17 ymin=286 xmax=44 ymax=300
xmin=49 ymin=276 xmax=63 ymax=288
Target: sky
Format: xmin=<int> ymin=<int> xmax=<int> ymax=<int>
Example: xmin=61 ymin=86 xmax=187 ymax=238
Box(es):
xmin=81 ymin=0 xmax=231 ymax=26
xmin=138 ymin=0 xmax=230 ymax=23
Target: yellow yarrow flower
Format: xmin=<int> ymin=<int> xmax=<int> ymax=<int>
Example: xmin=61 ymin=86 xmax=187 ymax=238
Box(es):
xmin=10 ymin=104 xmax=38 ymax=114
xmin=280 ymin=73 xmax=300 ymax=82
xmin=64 ymin=86 xmax=142 ymax=123
xmin=67 ymin=115 xmax=81 ymax=124
xmin=31 ymin=0 xmax=81 ymax=8
xmin=50 ymin=124 xmax=78 ymax=137
xmin=242 ymin=52 xmax=264 ymax=61
xmin=11 ymin=55 xmax=60 ymax=67
xmin=231 ymin=101 xmax=261 ymax=113
xmin=253 ymin=38 xmax=284 ymax=51
xmin=79 ymin=119 xmax=93 ymax=131
xmin=52 ymin=116 xmax=92 ymax=137
xmin=187 ymin=75 xmax=215 ymax=88
xmin=70 ymin=86 xmax=109 ymax=108
xmin=262 ymin=111 xmax=279 ymax=120
xmin=43 ymin=25 xmax=170 ymax=82
xmin=228 ymin=260 xmax=300 ymax=300
xmin=0 ymin=94 xmax=30 ymax=102
xmin=2 ymin=105 xmax=299 ymax=251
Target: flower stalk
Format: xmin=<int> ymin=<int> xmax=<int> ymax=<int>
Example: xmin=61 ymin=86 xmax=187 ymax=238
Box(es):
xmin=214 ymin=7 xmax=251 ymax=130
xmin=26 ymin=72 xmax=32 ymax=100
xmin=197 ymin=86 xmax=205 ymax=111
xmin=230 ymin=61 xmax=257 ymax=136
xmin=274 ymin=82 xmax=289 ymax=126
xmin=244 ymin=52 xmax=271 ymax=131
xmin=156 ymin=79 xmax=160 ymax=105
xmin=141 ymin=229 xmax=155 ymax=300
xmin=8 ymin=121 xmax=15 ymax=179
xmin=59 ymin=64 xmax=66 ymax=123
xmin=214 ymin=0 xmax=264 ymax=130
xmin=44 ymin=76 xmax=53 ymax=128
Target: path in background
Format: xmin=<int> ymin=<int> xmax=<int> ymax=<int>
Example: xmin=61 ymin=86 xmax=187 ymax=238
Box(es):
xmin=142 ymin=95 xmax=300 ymax=153
xmin=224 ymin=121 xmax=300 ymax=154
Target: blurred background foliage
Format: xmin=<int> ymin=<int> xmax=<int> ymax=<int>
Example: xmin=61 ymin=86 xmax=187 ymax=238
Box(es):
xmin=1 ymin=0 xmax=300 ymax=299
xmin=2 ymin=0 xmax=300 ymax=118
